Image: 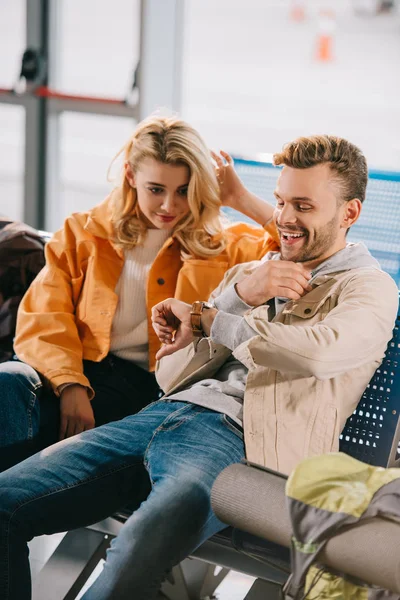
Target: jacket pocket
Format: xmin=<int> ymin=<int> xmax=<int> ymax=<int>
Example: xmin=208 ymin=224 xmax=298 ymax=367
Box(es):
xmin=285 ymin=297 xmax=331 ymax=321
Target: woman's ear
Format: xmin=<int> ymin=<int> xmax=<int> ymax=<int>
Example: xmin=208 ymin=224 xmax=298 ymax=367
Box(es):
xmin=124 ymin=162 xmax=136 ymax=188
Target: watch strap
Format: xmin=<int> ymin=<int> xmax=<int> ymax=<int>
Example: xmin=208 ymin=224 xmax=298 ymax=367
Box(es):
xmin=190 ymin=301 xmax=212 ymax=337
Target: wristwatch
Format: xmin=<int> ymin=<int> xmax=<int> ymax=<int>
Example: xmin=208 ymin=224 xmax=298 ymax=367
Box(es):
xmin=190 ymin=301 xmax=213 ymax=337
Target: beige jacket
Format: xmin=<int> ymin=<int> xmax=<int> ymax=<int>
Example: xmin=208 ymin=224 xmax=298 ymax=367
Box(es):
xmin=157 ymin=259 xmax=398 ymax=475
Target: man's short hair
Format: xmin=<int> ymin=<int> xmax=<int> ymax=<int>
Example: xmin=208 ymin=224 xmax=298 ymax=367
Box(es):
xmin=273 ymin=135 xmax=368 ymax=204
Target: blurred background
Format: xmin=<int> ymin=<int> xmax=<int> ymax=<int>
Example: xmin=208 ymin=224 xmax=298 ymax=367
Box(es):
xmin=0 ymin=0 xmax=399 ymax=232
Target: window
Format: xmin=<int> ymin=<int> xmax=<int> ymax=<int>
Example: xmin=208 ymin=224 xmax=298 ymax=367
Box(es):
xmin=0 ymin=104 xmax=25 ymax=220
xmin=0 ymin=0 xmax=26 ymax=89
xmin=181 ymin=0 xmax=400 ymax=170
xmin=46 ymin=112 xmax=135 ymax=230
xmin=55 ymin=0 xmax=141 ymax=99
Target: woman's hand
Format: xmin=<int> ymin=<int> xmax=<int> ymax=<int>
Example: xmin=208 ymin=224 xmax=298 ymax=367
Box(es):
xmin=59 ymin=385 xmax=95 ymax=440
xmin=211 ymin=150 xmax=246 ymax=210
xmin=212 ymin=150 xmax=275 ymax=226
xmin=152 ymin=298 xmax=194 ymax=359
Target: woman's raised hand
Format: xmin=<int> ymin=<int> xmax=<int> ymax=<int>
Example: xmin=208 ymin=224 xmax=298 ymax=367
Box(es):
xmin=211 ymin=150 xmax=246 ymax=210
xmin=212 ymin=149 xmax=275 ymax=227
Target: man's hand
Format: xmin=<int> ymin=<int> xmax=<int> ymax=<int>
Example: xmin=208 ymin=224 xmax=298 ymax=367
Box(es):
xmin=59 ymin=385 xmax=95 ymax=440
xmin=236 ymin=261 xmax=312 ymax=307
xmin=152 ymin=298 xmax=194 ymax=359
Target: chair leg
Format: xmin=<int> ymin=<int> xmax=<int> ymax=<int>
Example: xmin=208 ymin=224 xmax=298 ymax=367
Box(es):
xmin=244 ymin=578 xmax=284 ymax=600
xmin=196 ymin=562 xmax=230 ymax=599
xmin=32 ymin=528 xmax=111 ymax=600
xmin=31 ymin=528 xmax=228 ymax=600
xmin=161 ymin=558 xmax=230 ymax=600
xmin=161 ymin=563 xmax=191 ymax=600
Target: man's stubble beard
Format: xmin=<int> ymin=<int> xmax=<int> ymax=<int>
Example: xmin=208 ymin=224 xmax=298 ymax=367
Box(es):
xmin=281 ymin=213 xmax=340 ymax=264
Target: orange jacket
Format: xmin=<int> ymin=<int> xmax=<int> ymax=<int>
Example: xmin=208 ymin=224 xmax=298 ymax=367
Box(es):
xmin=14 ymin=197 xmax=279 ymax=395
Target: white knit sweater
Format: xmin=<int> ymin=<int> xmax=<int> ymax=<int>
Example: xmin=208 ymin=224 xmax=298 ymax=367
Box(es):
xmin=110 ymin=228 xmax=170 ymax=370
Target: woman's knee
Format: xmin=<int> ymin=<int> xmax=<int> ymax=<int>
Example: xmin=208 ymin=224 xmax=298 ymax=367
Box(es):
xmin=0 ymin=362 xmax=42 ymax=446
xmin=0 ymin=361 xmax=42 ymax=394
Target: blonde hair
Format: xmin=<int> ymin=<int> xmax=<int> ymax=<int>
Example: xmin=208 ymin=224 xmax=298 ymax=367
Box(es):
xmin=109 ymin=116 xmax=227 ymax=258
xmin=273 ymin=135 xmax=368 ymax=203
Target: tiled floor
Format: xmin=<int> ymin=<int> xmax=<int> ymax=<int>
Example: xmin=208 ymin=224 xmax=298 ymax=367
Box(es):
xmin=29 ymin=533 xmax=256 ymax=599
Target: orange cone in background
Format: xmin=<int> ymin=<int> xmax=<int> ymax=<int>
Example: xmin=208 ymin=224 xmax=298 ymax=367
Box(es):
xmin=315 ymin=9 xmax=336 ymax=63
xmin=290 ymin=1 xmax=306 ymax=22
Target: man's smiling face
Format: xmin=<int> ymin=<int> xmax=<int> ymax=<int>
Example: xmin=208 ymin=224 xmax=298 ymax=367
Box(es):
xmin=273 ymin=163 xmax=348 ymax=264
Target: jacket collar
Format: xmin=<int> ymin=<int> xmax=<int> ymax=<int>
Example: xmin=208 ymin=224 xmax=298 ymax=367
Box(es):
xmin=84 ymin=196 xmax=115 ymax=240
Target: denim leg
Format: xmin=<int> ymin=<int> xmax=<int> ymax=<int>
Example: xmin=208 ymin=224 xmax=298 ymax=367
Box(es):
xmin=0 ymin=354 xmax=160 ymax=473
xmin=82 ymin=404 xmax=245 ymax=600
xmin=0 ymin=355 xmax=159 ymax=449
xmin=0 ymin=400 xmax=173 ymax=600
xmin=0 ymin=361 xmax=42 ymax=447
xmin=0 ymin=401 xmax=244 ymax=600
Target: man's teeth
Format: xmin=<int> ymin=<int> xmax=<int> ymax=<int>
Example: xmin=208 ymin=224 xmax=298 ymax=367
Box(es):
xmin=283 ymin=233 xmax=305 ymax=239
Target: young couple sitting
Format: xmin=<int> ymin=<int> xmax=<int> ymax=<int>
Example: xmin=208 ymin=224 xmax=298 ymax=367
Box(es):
xmin=0 ymin=117 xmax=397 ymax=600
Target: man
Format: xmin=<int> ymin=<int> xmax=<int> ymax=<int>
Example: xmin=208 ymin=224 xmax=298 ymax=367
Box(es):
xmin=0 ymin=135 xmax=397 ymax=600
xmin=152 ymin=135 xmax=399 ymax=472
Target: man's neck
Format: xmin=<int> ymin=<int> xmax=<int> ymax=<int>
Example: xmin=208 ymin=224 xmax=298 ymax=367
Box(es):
xmin=299 ymin=242 xmax=347 ymax=272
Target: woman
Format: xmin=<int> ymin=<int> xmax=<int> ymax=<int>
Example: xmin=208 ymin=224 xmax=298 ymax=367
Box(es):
xmin=0 ymin=115 xmax=278 ymax=470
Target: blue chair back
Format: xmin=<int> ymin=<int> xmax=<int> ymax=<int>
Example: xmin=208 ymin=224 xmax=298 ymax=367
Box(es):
xmin=339 ymin=294 xmax=400 ymax=467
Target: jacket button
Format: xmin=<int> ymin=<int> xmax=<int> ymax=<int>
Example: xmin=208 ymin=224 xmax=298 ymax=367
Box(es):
xmin=304 ymin=308 xmax=312 ymax=314
xmin=157 ymin=278 xmax=165 ymax=285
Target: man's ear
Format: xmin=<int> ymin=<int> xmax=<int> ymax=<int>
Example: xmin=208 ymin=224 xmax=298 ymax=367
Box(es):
xmin=125 ymin=162 xmax=136 ymax=188
xmin=341 ymin=198 xmax=362 ymax=229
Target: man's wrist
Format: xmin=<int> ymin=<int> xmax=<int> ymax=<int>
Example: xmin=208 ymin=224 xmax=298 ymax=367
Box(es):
xmin=235 ymin=280 xmax=271 ymax=308
xmin=200 ymin=306 xmax=218 ymax=337
xmin=235 ymin=280 xmax=257 ymax=307
xmin=214 ymin=284 xmax=253 ymax=316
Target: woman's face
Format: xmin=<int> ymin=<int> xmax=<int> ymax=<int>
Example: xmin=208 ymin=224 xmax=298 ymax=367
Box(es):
xmin=126 ymin=158 xmax=191 ymax=230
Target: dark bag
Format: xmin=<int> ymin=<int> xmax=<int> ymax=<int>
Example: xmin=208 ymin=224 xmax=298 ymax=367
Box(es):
xmin=0 ymin=217 xmax=47 ymax=363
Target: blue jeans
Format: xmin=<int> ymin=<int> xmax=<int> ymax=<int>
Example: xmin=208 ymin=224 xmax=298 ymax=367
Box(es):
xmin=0 ymin=400 xmax=245 ymax=600
xmin=0 ymin=356 xmax=160 ymax=471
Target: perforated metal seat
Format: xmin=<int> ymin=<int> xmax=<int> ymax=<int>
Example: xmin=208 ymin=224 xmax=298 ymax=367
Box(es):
xmin=340 ymin=297 xmax=400 ymax=467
